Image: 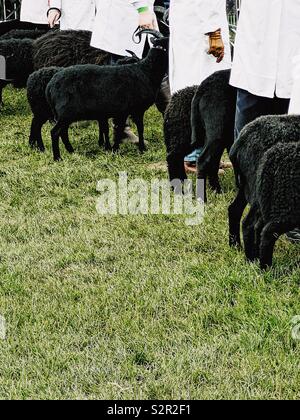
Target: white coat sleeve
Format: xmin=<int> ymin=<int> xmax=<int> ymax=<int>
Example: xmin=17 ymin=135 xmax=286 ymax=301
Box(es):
xmin=130 ymin=1 xmax=149 ymax=10
xmin=197 ymin=0 xmax=227 ymax=34
xmin=48 ymin=0 xmax=62 ymax=10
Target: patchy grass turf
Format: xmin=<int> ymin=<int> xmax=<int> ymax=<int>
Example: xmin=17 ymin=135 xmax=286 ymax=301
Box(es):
xmin=0 ymin=87 xmax=300 ymax=400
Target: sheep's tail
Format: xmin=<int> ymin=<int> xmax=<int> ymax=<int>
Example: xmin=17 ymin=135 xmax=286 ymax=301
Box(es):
xmin=190 ymin=93 xmax=204 ymax=148
xmin=45 ymin=83 xmax=57 ymax=122
xmin=229 ymin=145 xmax=242 ymax=188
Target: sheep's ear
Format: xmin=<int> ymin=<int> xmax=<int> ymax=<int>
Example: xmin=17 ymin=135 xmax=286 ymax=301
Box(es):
xmin=125 ymin=50 xmax=139 ymax=60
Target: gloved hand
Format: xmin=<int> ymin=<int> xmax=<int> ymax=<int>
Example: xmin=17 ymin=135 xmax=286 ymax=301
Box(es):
xmin=47 ymin=8 xmax=61 ymax=28
xmin=138 ymin=9 xmax=155 ymax=29
xmin=207 ymin=29 xmax=225 ymax=63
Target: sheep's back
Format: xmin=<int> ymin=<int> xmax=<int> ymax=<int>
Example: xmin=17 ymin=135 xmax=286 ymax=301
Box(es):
xmin=194 ymin=69 xmax=236 ymax=140
xmin=33 ymin=30 xmax=109 ymax=70
xmin=0 ymin=29 xmax=48 ymax=41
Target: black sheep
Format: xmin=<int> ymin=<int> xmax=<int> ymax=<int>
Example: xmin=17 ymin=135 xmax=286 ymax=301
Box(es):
xmin=164 ymin=85 xmax=198 ymax=182
xmin=0 ymin=29 xmax=108 ymax=110
xmin=164 ymin=70 xmax=236 ymax=198
xmin=0 ymin=29 xmax=48 ymax=41
xmin=0 ymin=38 xmax=33 ymax=106
xmin=33 ymin=30 xmax=110 ymax=70
xmin=27 ymin=67 xmax=110 ymax=154
xmin=228 ymin=115 xmax=300 ymax=260
xmin=0 ymin=19 xmax=48 ymax=37
xmin=254 ymin=142 xmax=300 ymax=268
xmin=45 ymin=31 xmax=169 ymax=161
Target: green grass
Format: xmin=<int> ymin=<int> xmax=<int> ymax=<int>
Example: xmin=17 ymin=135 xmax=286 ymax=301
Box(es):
xmin=0 ymin=87 xmax=300 ymax=400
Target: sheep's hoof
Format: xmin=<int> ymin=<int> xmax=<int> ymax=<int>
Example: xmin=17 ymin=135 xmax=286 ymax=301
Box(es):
xmin=139 ymin=145 xmax=147 ymax=154
xmin=29 ymin=142 xmax=45 ymax=153
xmin=66 ymin=146 xmax=74 ymax=154
xmin=53 ymin=156 xmax=62 ymax=162
xmin=112 ymin=146 xmax=120 ymax=153
xmin=260 ymin=262 xmax=271 ymax=271
xmin=104 ymin=144 xmax=112 ymax=152
xmin=229 ymin=237 xmax=241 ymax=248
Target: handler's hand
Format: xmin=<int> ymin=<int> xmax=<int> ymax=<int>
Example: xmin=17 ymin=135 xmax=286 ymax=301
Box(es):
xmin=138 ymin=10 xmax=155 ymax=30
xmin=208 ymin=29 xmax=225 ymax=63
xmin=48 ymin=9 xmax=61 ymax=28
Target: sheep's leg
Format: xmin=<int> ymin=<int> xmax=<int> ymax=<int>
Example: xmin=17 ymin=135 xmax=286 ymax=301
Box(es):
xmin=254 ymin=217 xmax=264 ymax=261
xmin=197 ymin=141 xmax=224 ymax=196
xmin=243 ymin=205 xmax=260 ymax=262
xmin=207 ymin=149 xmax=224 ymax=194
xmin=228 ymin=188 xmax=247 ymax=247
xmin=98 ymin=121 xmax=104 ymax=148
xmin=197 ymin=169 xmax=207 ymax=203
xmin=132 ymin=113 xmax=146 ymax=153
xmin=112 ymin=118 xmax=126 ymax=152
xmin=260 ymin=222 xmax=283 ymax=269
xmin=51 ymin=122 xmax=64 ymax=161
xmin=167 ymin=152 xmax=188 ymax=183
xmin=29 ymin=116 xmax=46 ymax=152
xmin=98 ymin=120 xmax=111 ymax=151
xmin=60 ymin=126 xmax=74 ymax=154
xmin=196 ymin=151 xmax=209 ymax=203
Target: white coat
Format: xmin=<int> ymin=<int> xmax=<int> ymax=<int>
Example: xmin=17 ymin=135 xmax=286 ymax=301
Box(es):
xmin=20 ymin=0 xmax=48 ymax=24
xmin=169 ymin=0 xmax=231 ymax=94
xmin=48 ymin=0 xmax=98 ymax=31
xmin=230 ymin=0 xmax=300 ymax=99
xmin=91 ymin=0 xmax=155 ymax=58
xmin=289 ymin=55 xmax=300 ymax=114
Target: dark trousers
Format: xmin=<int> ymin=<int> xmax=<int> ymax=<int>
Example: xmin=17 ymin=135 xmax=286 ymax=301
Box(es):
xmin=234 ymin=88 xmax=290 ymax=140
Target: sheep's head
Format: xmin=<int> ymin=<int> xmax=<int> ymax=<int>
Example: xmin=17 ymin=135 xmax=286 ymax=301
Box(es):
xmin=116 ymin=51 xmax=140 ymax=65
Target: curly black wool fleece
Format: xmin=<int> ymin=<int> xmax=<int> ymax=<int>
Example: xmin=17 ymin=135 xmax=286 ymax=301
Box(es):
xmin=255 ymin=142 xmax=300 ymax=268
xmin=164 ymin=69 xmax=236 ymax=196
xmin=228 ymin=115 xmax=300 ymax=267
xmin=33 ymin=30 xmax=110 ymax=70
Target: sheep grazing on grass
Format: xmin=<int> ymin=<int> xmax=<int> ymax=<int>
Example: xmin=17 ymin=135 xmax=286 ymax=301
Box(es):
xmin=228 ymin=115 xmax=300 ymax=266
xmin=45 ymin=30 xmax=169 ymax=161
xmin=33 ymin=30 xmax=109 ymax=70
xmin=255 ymin=142 xmax=300 ymax=268
xmin=164 ymin=70 xmax=236 ymax=198
xmin=0 ymin=38 xmax=34 ymax=107
xmin=27 ymin=67 xmax=110 ymax=154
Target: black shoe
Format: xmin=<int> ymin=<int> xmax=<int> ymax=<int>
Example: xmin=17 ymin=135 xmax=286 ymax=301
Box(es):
xmin=286 ymin=229 xmax=300 ymax=244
